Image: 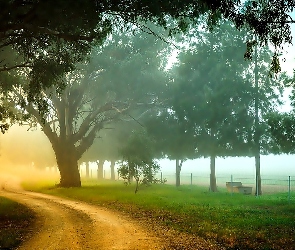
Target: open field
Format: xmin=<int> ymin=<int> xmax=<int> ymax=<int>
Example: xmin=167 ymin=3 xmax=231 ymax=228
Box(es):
xmin=22 ymin=178 xmax=295 ymax=250
xmin=0 ymin=196 xmax=35 ymax=249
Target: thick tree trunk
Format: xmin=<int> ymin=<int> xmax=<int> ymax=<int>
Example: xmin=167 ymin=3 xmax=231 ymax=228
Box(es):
xmin=97 ymin=160 xmax=105 ymax=179
xmin=55 ymin=146 xmax=81 ymax=187
xmin=110 ymin=160 xmax=115 ymax=181
xmin=176 ymin=159 xmax=181 ymax=187
xmin=85 ymin=161 xmax=90 ymax=178
xmin=210 ymin=155 xmax=217 ymax=192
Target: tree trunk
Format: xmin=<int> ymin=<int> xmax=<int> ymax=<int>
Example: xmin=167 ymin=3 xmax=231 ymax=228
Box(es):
xmin=255 ymin=154 xmax=262 ymax=195
xmin=254 ymin=37 xmax=262 ymax=196
xmin=135 ymin=176 xmax=140 ymax=194
xmin=148 ymin=165 xmax=152 ymax=183
xmin=85 ymin=161 xmax=90 ymax=178
xmin=55 ymin=145 xmax=81 ymax=187
xmin=176 ymin=159 xmax=181 ymax=187
xmin=97 ymin=160 xmax=105 ymax=179
xmin=210 ymin=155 xmax=217 ymax=192
xmin=110 ymin=160 xmax=115 ymax=181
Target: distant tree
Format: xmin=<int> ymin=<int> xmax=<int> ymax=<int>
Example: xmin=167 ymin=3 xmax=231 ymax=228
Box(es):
xmin=250 ymin=38 xmax=289 ymax=195
xmin=145 ymin=110 xmax=196 ymax=187
xmin=81 ymin=121 xmax=139 ymax=180
xmin=118 ymin=130 xmax=160 ymax=193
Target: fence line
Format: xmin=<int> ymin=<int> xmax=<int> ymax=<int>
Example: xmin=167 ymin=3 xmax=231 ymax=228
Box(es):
xmin=79 ymin=168 xmax=294 ymax=194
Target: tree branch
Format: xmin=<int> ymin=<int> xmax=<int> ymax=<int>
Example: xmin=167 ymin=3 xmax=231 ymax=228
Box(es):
xmin=0 ymin=62 xmax=32 ymax=72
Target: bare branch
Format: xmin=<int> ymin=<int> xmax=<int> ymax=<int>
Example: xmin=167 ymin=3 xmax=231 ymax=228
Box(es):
xmin=0 ymin=62 xmax=32 ymax=72
xmin=138 ymin=23 xmax=180 ymax=50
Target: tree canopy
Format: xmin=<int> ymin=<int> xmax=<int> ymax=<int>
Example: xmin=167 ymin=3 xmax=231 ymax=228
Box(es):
xmin=166 ymin=20 xmax=285 ymax=190
xmin=1 ymin=0 xmax=294 ymax=94
xmin=267 ymin=85 xmax=295 ymax=154
xmin=8 ymin=26 xmax=170 ymax=187
xmin=1 ymin=0 xmax=294 ymax=132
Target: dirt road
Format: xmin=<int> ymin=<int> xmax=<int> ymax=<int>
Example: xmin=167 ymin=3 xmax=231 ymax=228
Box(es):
xmin=0 ymin=189 xmax=162 ymax=250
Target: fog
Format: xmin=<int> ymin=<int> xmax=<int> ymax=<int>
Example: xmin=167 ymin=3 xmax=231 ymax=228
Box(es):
xmin=1 ymin=20 xmax=295 ymax=189
xmin=0 ymin=126 xmax=59 ymax=188
xmin=160 ymin=155 xmax=295 ymax=177
xmin=0 ymin=126 xmax=55 ymax=169
xmin=0 ymin=125 xmax=294 ymax=186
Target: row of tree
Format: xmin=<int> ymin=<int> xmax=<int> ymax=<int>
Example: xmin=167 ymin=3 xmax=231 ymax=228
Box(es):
xmin=1 ymin=1 xmax=295 ymax=192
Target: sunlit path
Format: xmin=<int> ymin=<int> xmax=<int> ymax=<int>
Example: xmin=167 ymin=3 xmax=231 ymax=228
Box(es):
xmin=0 ymin=189 xmax=162 ymax=250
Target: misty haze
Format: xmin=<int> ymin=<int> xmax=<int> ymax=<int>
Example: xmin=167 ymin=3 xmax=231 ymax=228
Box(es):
xmin=1 ymin=1 xmax=295 ymax=250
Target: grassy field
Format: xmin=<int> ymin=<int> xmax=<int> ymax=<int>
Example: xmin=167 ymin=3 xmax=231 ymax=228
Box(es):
xmin=0 ymin=196 xmax=35 ymax=249
xmin=23 ymin=179 xmax=295 ymax=250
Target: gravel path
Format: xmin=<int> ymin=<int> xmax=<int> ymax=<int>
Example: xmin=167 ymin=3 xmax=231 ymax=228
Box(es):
xmin=0 ymin=190 xmax=162 ymax=250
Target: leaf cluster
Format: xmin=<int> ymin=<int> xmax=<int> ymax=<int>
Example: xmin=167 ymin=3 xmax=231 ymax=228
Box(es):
xmin=266 ymin=112 xmax=295 ymax=154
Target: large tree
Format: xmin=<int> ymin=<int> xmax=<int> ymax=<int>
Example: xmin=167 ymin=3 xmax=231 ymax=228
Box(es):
xmin=9 ymin=28 xmax=169 ymax=187
xmin=171 ymin=21 xmax=283 ymax=192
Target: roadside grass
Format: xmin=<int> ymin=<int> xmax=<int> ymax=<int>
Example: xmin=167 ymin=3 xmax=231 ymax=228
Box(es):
xmin=23 ymin=179 xmax=295 ymax=249
xmin=0 ymin=196 xmax=35 ymax=249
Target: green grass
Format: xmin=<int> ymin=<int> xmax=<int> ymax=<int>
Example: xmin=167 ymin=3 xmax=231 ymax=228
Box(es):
xmin=23 ymin=179 xmax=295 ymax=250
xmin=0 ymin=196 xmax=35 ymax=249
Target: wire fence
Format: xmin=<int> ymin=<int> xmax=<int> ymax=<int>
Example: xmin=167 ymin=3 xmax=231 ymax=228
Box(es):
xmin=153 ymin=172 xmax=295 ymax=194
xmin=79 ymin=167 xmax=295 ymax=195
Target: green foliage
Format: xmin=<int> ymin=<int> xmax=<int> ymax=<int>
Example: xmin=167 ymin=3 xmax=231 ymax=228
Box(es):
xmin=172 ymin=22 xmax=255 ymax=158
xmin=170 ymin=21 xmax=285 ymax=159
xmin=144 ymin=110 xmax=196 ymax=160
xmin=266 ymin=112 xmax=295 ymax=154
xmin=80 ymin=25 xmax=171 ymax=164
xmin=118 ymin=130 xmax=161 ymax=193
xmin=0 ymin=0 xmax=293 ymax=132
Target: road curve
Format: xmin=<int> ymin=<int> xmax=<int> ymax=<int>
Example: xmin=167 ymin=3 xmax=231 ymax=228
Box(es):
xmin=0 ymin=190 xmax=162 ymax=250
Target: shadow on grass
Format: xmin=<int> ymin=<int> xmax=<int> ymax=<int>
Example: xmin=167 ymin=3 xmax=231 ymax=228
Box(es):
xmin=0 ymin=197 xmax=35 ymax=249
